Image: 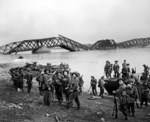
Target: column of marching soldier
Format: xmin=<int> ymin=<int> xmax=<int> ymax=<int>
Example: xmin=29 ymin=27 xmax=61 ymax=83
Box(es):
xmin=90 ymin=60 xmax=150 ymax=120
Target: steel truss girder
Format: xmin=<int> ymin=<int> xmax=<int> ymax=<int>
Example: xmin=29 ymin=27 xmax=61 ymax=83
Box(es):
xmin=116 ymin=37 xmax=150 ymax=48
xmin=0 ymin=35 xmax=89 ymax=54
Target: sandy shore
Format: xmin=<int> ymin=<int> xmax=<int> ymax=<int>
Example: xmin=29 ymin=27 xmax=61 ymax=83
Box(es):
xmin=0 ymin=63 xmax=150 ymax=122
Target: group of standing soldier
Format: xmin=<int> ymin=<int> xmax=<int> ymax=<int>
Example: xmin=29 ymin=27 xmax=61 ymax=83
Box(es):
xmin=90 ymin=75 xmax=106 ymax=98
xmin=36 ymin=68 xmax=84 ymax=110
xmin=10 ymin=63 xmax=84 ymax=110
xmin=10 ymin=61 xmax=150 ymax=120
xmin=112 ymin=63 xmax=150 ymax=120
xmin=10 ymin=68 xmax=33 ymax=93
xmin=104 ymin=60 xmax=133 ymax=79
xmin=90 ymin=59 xmax=150 ymax=120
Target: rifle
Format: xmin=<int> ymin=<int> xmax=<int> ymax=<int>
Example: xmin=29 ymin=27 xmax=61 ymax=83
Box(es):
xmin=112 ymin=94 xmax=118 ymax=118
xmin=135 ymin=98 xmax=140 ymax=109
xmin=88 ymin=86 xmax=91 ymax=92
xmin=135 ymin=99 xmax=140 ymax=109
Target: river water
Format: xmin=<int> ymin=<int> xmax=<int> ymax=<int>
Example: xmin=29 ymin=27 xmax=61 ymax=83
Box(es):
xmin=0 ymin=46 xmax=150 ymax=91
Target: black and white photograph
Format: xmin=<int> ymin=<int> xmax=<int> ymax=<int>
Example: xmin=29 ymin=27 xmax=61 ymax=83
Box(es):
xmin=0 ymin=0 xmax=150 ymax=122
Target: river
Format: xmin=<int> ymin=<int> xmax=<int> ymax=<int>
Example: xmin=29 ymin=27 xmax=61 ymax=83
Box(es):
xmin=0 ymin=46 xmax=150 ymax=91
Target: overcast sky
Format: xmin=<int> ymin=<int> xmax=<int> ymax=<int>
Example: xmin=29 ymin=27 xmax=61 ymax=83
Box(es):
xmin=0 ymin=0 xmax=150 ymax=46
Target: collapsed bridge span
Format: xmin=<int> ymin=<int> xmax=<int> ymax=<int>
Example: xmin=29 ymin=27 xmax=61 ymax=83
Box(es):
xmin=0 ymin=35 xmax=89 ymax=54
xmin=90 ymin=37 xmax=150 ymax=50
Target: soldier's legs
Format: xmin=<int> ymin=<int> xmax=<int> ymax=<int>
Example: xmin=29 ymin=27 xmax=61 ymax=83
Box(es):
xmin=144 ymin=99 xmax=148 ymax=108
xmin=127 ymin=103 xmax=131 ymax=115
xmin=21 ymin=81 xmax=24 ymax=91
xmin=67 ymin=91 xmax=79 ymax=109
xmin=120 ymin=104 xmax=128 ymax=120
xmin=94 ymin=86 xmax=97 ymax=95
xmin=75 ymin=95 xmax=80 ymax=110
xmin=39 ymin=87 xmax=43 ymax=96
xmin=56 ymin=89 xmax=63 ymax=104
xmin=109 ymin=71 xmax=112 ymax=78
xmin=140 ymin=98 xmax=144 ymax=108
xmin=105 ymin=71 xmax=109 ymax=78
xmin=27 ymin=84 xmax=32 ymax=93
xmin=14 ymin=80 xmax=18 ymax=91
xmin=122 ymin=73 xmax=125 ymax=79
xmin=131 ymin=103 xmax=135 ymax=116
xmin=114 ymin=71 xmax=117 ymax=78
xmin=116 ymin=71 xmax=120 ymax=78
xmin=100 ymin=87 xmax=104 ymax=98
xmin=78 ymin=86 xmax=82 ymax=95
xmin=64 ymin=89 xmax=69 ymax=102
xmin=92 ymin=87 xmax=95 ymax=95
xmin=114 ymin=72 xmax=116 ymax=78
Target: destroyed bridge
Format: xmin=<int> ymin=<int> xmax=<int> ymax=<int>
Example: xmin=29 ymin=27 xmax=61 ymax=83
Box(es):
xmin=0 ymin=35 xmax=150 ymax=54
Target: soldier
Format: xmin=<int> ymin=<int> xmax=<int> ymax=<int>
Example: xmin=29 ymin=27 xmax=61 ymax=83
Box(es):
xmin=26 ymin=69 xmax=33 ymax=93
xmin=104 ymin=61 xmax=110 ymax=78
xmin=62 ymin=70 xmax=71 ymax=102
xmin=126 ymin=64 xmax=130 ymax=79
xmin=67 ymin=72 xmax=80 ymax=110
xmin=78 ymin=75 xmax=84 ymax=95
xmin=36 ymin=71 xmax=45 ymax=96
xmin=108 ymin=64 xmax=113 ymax=78
xmin=113 ymin=80 xmax=128 ymax=120
xmin=122 ymin=64 xmax=128 ymax=79
xmin=131 ymin=68 xmax=136 ymax=74
xmin=90 ymin=76 xmax=97 ymax=96
xmin=126 ymin=83 xmax=138 ymax=117
xmin=11 ymin=70 xmax=20 ymax=91
xmin=54 ymin=71 xmax=64 ymax=104
xmin=18 ymin=69 xmax=24 ymax=92
xmin=98 ymin=76 xmax=105 ymax=98
xmin=143 ymin=64 xmax=149 ymax=78
xmin=113 ymin=60 xmax=120 ymax=78
xmin=41 ymin=69 xmax=55 ymax=105
xmin=122 ymin=60 xmax=127 ymax=68
xmin=140 ymin=84 xmax=149 ymax=108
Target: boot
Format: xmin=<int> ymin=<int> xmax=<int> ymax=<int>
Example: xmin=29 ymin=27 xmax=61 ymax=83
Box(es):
xmin=66 ymin=102 xmax=70 ymax=109
xmin=132 ymin=113 xmax=135 ymax=117
xmin=76 ymin=103 xmax=80 ymax=110
xmin=125 ymin=116 xmax=128 ymax=120
xmin=76 ymin=105 xmax=80 ymax=110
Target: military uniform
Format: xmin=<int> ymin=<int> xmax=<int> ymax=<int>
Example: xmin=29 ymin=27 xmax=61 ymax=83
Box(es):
xmin=26 ymin=71 xmax=33 ymax=93
xmin=113 ymin=62 xmax=120 ymax=78
xmin=17 ymin=70 xmax=24 ymax=91
xmin=114 ymin=83 xmax=128 ymax=120
xmin=62 ymin=74 xmax=71 ymax=102
xmin=140 ymin=85 xmax=149 ymax=108
xmin=54 ymin=73 xmax=64 ymax=104
xmin=67 ymin=73 xmax=80 ymax=110
xmin=98 ymin=77 xmax=105 ymax=98
xmin=36 ymin=73 xmax=44 ymax=95
xmin=108 ymin=64 xmax=113 ymax=78
xmin=122 ymin=67 xmax=128 ymax=79
xmin=12 ymin=71 xmax=20 ymax=91
xmin=104 ymin=63 xmax=110 ymax=78
xmin=126 ymin=85 xmax=138 ymax=116
xmin=91 ymin=77 xmax=97 ymax=95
